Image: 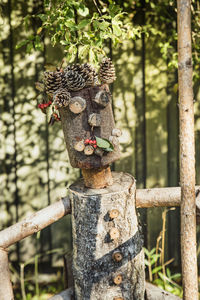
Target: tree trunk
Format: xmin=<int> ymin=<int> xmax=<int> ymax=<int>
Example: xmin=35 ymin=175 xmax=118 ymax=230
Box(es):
xmin=177 ymin=1 xmax=198 ymax=299
xmin=69 ymin=172 xmax=145 ymax=300
xmin=0 ymin=249 xmax=14 ymax=300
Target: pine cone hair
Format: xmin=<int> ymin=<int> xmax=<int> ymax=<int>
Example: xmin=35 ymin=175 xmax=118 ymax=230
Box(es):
xmin=99 ymin=58 xmax=116 ymax=84
xmin=53 ymin=88 xmax=71 ymax=108
xmin=64 ymin=69 xmax=86 ymax=91
xmin=43 ymin=70 xmax=64 ymax=95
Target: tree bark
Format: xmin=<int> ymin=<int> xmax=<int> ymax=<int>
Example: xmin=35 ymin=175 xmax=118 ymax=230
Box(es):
xmin=69 ymin=172 xmax=145 ymax=300
xmin=177 ymin=1 xmax=198 ymax=299
xmin=0 ymin=249 xmax=14 ymax=300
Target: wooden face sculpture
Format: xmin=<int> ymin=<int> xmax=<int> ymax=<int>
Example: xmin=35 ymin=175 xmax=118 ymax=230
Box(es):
xmin=39 ymin=59 xmax=121 ymax=187
xmin=59 ymin=84 xmax=121 ymax=169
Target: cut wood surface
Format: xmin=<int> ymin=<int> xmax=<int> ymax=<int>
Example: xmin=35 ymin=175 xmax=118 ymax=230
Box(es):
xmin=145 ymin=282 xmax=181 ymax=300
xmin=0 ymin=249 xmax=14 ymax=300
xmin=0 ymin=197 xmax=70 ymax=249
xmin=177 ymin=1 xmax=198 ymax=299
xmin=59 ymin=84 xmax=120 ymax=169
xmin=69 ymin=172 xmax=145 ymax=300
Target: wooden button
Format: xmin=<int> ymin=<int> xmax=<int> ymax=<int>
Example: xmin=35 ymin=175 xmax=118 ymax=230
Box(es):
xmin=113 ymin=274 xmax=122 ymax=285
xmin=109 ymin=209 xmax=119 ymax=219
xmin=113 ymin=298 xmax=124 ymax=300
xmin=109 ymin=228 xmax=120 ymax=240
xmin=112 ymin=252 xmax=123 ymax=262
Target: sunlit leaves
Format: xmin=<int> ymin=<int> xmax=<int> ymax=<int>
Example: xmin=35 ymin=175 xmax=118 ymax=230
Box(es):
xmin=16 ymin=0 xmax=143 ymax=63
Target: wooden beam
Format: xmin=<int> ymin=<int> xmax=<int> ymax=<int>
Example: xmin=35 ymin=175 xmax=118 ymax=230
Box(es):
xmin=0 ymin=197 xmax=70 ymax=249
xmin=177 ymin=1 xmax=198 ymax=299
xmin=0 ymin=249 xmax=14 ymax=300
xmin=136 ymin=186 xmax=200 ymax=208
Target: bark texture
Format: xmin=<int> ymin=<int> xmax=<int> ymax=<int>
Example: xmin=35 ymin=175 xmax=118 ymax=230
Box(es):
xmin=59 ymin=84 xmax=120 ymax=169
xmin=82 ymin=166 xmax=113 ymax=188
xmin=0 ymin=249 xmax=14 ymax=300
xmin=177 ymin=1 xmax=198 ymax=299
xmin=0 ymin=197 xmax=70 ymax=248
xmin=69 ymin=172 xmax=145 ymax=300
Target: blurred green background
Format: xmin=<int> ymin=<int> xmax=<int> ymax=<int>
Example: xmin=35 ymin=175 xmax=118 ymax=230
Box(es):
xmin=0 ymin=0 xmax=200 ymax=273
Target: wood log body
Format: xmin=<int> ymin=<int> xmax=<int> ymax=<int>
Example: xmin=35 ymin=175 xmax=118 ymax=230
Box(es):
xmin=59 ymin=84 xmax=120 ymax=169
xmin=69 ymin=172 xmax=145 ymax=300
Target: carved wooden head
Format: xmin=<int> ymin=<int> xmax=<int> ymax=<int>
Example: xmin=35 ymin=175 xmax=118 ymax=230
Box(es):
xmin=59 ymin=84 xmax=121 ymax=169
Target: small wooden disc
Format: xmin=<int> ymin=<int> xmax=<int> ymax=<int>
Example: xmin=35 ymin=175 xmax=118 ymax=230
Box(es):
xmin=109 ymin=227 xmax=120 ymax=240
xmin=112 ymin=128 xmax=122 ymax=137
xmin=84 ymin=145 xmax=94 ymax=156
xmin=109 ymin=209 xmax=119 ymax=219
xmin=113 ymin=274 xmax=122 ymax=285
xmin=69 ymin=96 xmax=86 ymax=114
xmin=88 ymin=113 xmax=101 ymax=127
xmin=112 ymin=252 xmax=123 ymax=262
xmin=113 ymin=297 xmax=124 ymax=300
xmin=74 ymin=140 xmax=85 ymax=152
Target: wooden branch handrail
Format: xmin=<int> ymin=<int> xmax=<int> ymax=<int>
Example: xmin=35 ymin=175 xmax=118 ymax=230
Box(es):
xmin=0 ymin=186 xmax=200 ymax=250
xmin=136 ymin=186 xmax=200 ymax=208
xmin=0 ymin=197 xmax=71 ymax=249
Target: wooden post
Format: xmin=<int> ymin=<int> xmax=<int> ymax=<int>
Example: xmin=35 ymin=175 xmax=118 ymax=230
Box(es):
xmin=0 ymin=249 xmax=14 ymax=300
xmin=177 ymin=1 xmax=198 ymax=299
xmin=69 ymin=172 xmax=145 ymax=300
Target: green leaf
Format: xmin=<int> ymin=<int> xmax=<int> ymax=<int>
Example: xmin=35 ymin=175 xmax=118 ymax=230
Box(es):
xmin=79 ymin=45 xmax=89 ymax=58
xmin=112 ymin=23 xmax=122 ymax=36
xmin=77 ymin=19 xmax=91 ymax=29
xmin=152 ymin=266 xmax=162 ymax=274
xmin=95 ymin=137 xmax=114 ymax=151
xmin=16 ymin=40 xmax=29 ymax=49
xmin=77 ymin=6 xmax=89 ymax=17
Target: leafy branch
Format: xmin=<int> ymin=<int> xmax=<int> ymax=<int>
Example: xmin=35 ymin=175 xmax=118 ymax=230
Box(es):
xmin=16 ymin=0 xmax=143 ymax=63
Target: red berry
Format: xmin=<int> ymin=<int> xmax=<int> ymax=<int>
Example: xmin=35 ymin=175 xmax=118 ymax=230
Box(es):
xmin=89 ymin=140 xmax=93 ymax=145
xmin=93 ymin=140 xmax=97 ymax=144
xmin=85 ymin=139 xmax=90 ymax=144
xmin=93 ymin=144 xmax=97 ymax=149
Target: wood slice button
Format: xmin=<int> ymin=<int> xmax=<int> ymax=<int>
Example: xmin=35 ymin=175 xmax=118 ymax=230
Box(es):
xmin=88 ymin=113 xmax=101 ymax=127
xmin=69 ymin=96 xmax=86 ymax=114
xmin=113 ymin=298 xmax=124 ymax=300
xmin=94 ymin=90 xmax=111 ymax=107
xmin=112 ymin=128 xmax=122 ymax=137
xmin=109 ymin=228 xmax=120 ymax=240
xmin=112 ymin=252 xmax=123 ymax=262
xmin=109 ymin=209 xmax=119 ymax=219
xmin=113 ymin=274 xmax=122 ymax=285
xmin=84 ymin=145 xmax=94 ymax=156
xmin=74 ymin=140 xmax=85 ymax=152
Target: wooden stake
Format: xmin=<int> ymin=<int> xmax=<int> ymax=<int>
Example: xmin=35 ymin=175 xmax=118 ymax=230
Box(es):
xmin=177 ymin=1 xmax=198 ymax=299
xmin=0 ymin=249 xmax=14 ymax=300
xmin=81 ymin=166 xmax=113 ymax=188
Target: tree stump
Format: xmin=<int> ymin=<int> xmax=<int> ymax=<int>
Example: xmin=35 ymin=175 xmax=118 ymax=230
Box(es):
xmin=69 ymin=172 xmax=145 ymax=300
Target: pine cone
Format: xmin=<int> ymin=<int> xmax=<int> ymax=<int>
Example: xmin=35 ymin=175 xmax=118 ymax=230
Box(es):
xmin=63 ymin=63 xmax=98 ymax=88
xmin=99 ymin=58 xmax=116 ymax=84
xmin=53 ymin=88 xmax=71 ymax=108
xmin=43 ymin=70 xmax=64 ymax=95
xmin=64 ymin=69 xmax=86 ymax=91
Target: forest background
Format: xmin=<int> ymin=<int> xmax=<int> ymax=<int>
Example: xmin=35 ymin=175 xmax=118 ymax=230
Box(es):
xmin=0 ymin=0 xmax=200 ymax=279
